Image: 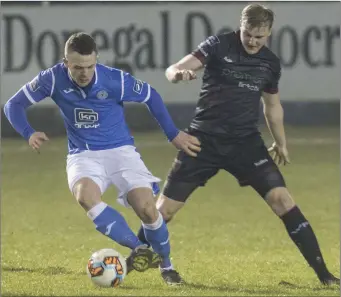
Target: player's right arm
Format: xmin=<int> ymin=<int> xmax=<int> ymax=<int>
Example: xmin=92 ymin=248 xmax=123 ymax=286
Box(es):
xmin=165 ymin=35 xmax=219 ymax=83
xmin=4 ymin=69 xmax=54 ymax=152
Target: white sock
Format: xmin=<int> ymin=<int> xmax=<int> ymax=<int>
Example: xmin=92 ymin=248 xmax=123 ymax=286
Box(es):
xmin=160 ymin=265 xmax=174 ymax=272
xmin=141 ymin=211 xmax=163 ymax=230
xmin=87 ymin=202 xmax=107 ymax=220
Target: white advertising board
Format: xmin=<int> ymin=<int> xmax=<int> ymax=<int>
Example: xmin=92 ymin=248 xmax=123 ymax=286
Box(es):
xmin=1 ymin=2 xmax=340 ymax=105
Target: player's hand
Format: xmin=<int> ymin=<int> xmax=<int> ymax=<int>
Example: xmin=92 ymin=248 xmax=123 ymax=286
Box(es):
xmin=171 ymin=131 xmax=201 ymax=157
xmin=268 ymin=142 xmax=290 ymax=166
xmin=28 ymin=132 xmax=49 ymax=153
xmin=174 ymin=69 xmax=197 ymax=82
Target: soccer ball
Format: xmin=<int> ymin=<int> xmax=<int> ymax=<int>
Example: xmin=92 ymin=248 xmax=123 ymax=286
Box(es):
xmin=86 ymin=248 xmax=127 ymax=288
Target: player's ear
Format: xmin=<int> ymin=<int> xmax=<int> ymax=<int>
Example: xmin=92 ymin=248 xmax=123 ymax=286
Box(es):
xmin=63 ymin=57 xmax=68 ymax=67
xmin=267 ymin=26 xmax=272 ymax=37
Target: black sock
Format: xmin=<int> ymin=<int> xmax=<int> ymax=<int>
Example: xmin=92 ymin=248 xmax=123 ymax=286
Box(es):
xmin=280 ymin=206 xmax=330 ymax=281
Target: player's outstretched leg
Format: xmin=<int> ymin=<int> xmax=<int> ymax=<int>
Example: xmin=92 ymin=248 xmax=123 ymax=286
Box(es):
xmin=73 ymin=178 xmax=161 ymax=273
xmin=280 ymin=206 xmax=339 ymax=286
xmin=128 ymin=188 xmax=184 ymax=285
xmin=266 ymin=187 xmax=339 ymax=286
xmin=137 ymin=193 xmax=186 ymax=285
xmin=141 ymin=211 xmax=184 ymax=285
xmin=88 ymin=201 xmax=162 ymax=273
xmin=137 ymin=220 xmax=184 ymax=285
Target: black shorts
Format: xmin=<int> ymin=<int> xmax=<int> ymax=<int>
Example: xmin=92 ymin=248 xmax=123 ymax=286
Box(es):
xmin=163 ymin=129 xmax=286 ymax=202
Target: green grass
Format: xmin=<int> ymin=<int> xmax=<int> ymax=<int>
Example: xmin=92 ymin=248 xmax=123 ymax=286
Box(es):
xmin=1 ymin=126 xmax=340 ymax=296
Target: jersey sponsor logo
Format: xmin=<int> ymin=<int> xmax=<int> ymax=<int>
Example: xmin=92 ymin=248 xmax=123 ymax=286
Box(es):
xmin=96 ymin=90 xmax=108 ymax=100
xmin=74 ymin=108 xmax=100 ymax=128
xmin=222 ymin=68 xmax=265 ymax=85
xmin=238 ymin=81 xmax=260 ymax=92
xmin=133 ymin=79 xmax=144 ymax=94
xmin=28 ymin=77 xmax=40 ymax=92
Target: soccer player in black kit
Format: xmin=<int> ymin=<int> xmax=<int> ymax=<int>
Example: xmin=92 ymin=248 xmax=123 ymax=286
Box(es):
xmin=137 ymin=4 xmax=339 ymax=286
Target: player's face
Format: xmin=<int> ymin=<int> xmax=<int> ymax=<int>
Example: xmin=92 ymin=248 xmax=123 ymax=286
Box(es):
xmin=64 ymin=51 xmax=97 ymax=87
xmin=240 ymin=24 xmax=271 ymax=55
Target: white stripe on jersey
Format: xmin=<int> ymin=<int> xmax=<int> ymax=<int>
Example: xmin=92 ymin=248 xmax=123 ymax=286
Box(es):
xmin=120 ymin=70 xmax=124 ymax=101
xmin=50 ymin=69 xmax=55 ymax=97
xmin=94 ymin=67 xmax=98 ymax=84
xmin=22 ymin=85 xmax=37 ymax=104
xmin=142 ymin=84 xmax=151 ymax=103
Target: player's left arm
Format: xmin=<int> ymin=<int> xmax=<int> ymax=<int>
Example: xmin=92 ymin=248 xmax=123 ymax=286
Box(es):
xmin=262 ymin=91 xmax=290 ymax=165
xmin=119 ymin=72 xmax=201 ymax=156
xmin=262 ymin=63 xmax=290 ymax=165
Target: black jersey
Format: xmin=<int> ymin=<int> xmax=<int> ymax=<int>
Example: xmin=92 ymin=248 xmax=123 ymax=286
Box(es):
xmin=190 ymin=30 xmax=281 ymax=140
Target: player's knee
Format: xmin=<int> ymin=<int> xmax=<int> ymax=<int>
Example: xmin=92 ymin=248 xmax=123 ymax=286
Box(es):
xmin=73 ymin=178 xmax=102 ymax=211
xmin=127 ymin=188 xmax=159 ymax=223
xmin=158 ymin=208 xmax=174 ymax=223
xmin=139 ymin=201 xmax=159 ymax=224
xmin=156 ymin=194 xmax=184 ymax=223
xmin=265 ymin=187 xmax=295 ymax=216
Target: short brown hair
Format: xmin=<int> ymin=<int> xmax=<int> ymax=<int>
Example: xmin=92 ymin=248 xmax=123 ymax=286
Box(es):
xmin=65 ymin=32 xmax=97 ymax=55
xmin=241 ymin=4 xmax=275 ymax=29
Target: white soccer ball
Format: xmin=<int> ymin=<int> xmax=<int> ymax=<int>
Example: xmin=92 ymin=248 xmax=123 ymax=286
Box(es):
xmin=86 ymin=248 xmax=127 ymax=288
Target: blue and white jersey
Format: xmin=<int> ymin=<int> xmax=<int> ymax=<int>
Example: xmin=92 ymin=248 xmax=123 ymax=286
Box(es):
xmin=22 ymin=63 xmax=152 ymax=154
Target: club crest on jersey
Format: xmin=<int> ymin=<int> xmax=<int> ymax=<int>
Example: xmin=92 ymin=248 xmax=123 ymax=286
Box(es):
xmin=133 ymin=79 xmax=143 ymax=94
xmin=96 ymin=90 xmax=108 ymax=100
xmin=28 ymin=77 xmax=40 ymax=92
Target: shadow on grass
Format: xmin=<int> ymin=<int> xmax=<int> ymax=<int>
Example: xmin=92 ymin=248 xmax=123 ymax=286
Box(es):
xmin=179 ymin=280 xmax=339 ymax=295
xmin=2 ymin=265 xmax=84 ymax=276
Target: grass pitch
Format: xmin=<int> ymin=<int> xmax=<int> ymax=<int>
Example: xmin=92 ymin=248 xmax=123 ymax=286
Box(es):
xmin=1 ymin=126 xmax=340 ymax=296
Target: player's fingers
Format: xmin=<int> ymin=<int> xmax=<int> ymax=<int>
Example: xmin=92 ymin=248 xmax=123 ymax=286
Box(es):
xmin=33 ymin=139 xmax=40 ymax=147
xmin=40 ymin=134 xmax=49 ymax=141
xmin=187 ymin=139 xmax=201 ymax=149
xmin=35 ymin=138 xmax=44 ymax=147
xmin=188 ymin=143 xmax=201 ymax=153
xmin=31 ymin=143 xmax=40 ymax=154
xmin=189 ymin=71 xmax=197 ymax=80
xmin=278 ymin=155 xmax=284 ymax=166
xmin=180 ymin=71 xmax=188 ymax=80
xmin=185 ymin=72 xmax=192 ymax=80
xmin=189 ymin=136 xmax=201 ymax=146
xmin=278 ymin=154 xmax=283 ymax=165
xmin=284 ymin=155 xmax=291 ymax=165
xmin=274 ymin=154 xmax=279 ymax=165
xmin=183 ymin=147 xmax=197 ymax=157
xmin=175 ymin=72 xmax=183 ymax=81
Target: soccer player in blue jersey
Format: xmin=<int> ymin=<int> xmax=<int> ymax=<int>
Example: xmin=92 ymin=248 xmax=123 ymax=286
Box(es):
xmin=4 ymin=32 xmax=199 ymax=285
